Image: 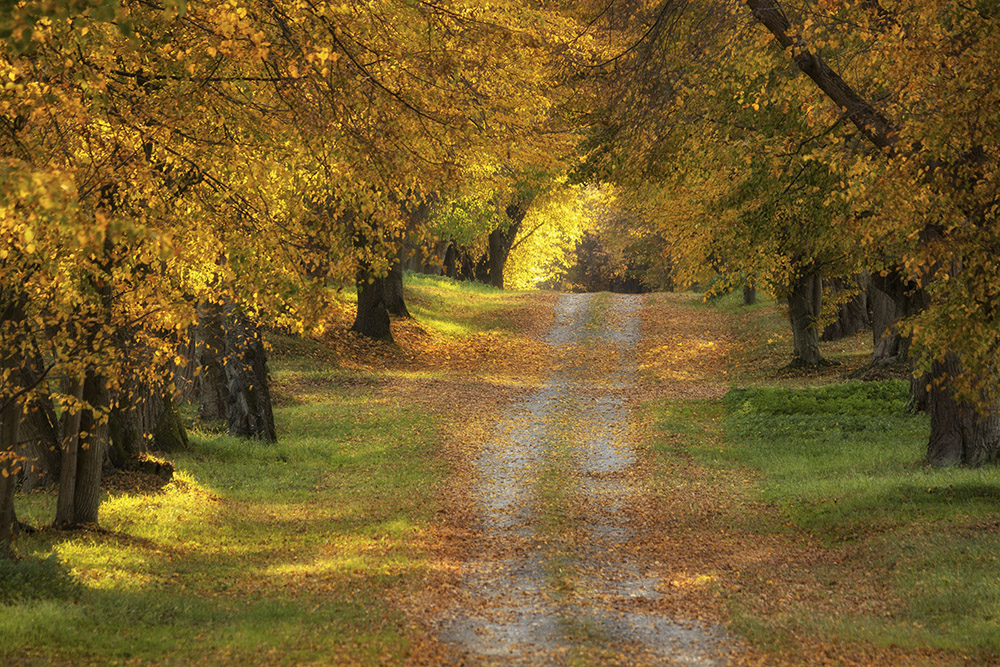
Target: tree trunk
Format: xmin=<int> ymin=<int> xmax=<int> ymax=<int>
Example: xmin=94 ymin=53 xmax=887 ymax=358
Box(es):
xmin=869 ymin=270 xmax=931 ymax=411
xmin=743 ymin=284 xmax=757 ymax=306
xmin=474 ymin=251 xmax=491 ymax=284
xmin=73 ymin=370 xmax=108 ymax=526
xmin=422 ymin=241 xmax=449 ymax=275
xmin=459 ymin=247 xmax=476 ymax=281
xmin=173 ymin=331 xmax=198 ymax=404
xmin=1 ymin=287 xmax=28 ymax=555
xmin=18 ymin=406 xmax=61 ymax=493
xmin=55 ymin=378 xmax=85 ymax=528
xmin=444 ymin=242 xmax=458 ymax=279
xmin=384 ymin=254 xmax=411 ymax=318
xmin=0 ymin=395 xmax=19 ymax=559
xmin=869 ymin=280 xmax=905 ymax=365
xmin=15 ymin=343 xmax=61 ymax=492
xmin=909 ymin=372 xmax=930 ymax=414
xmin=788 ymin=266 xmax=825 ymax=367
xmin=487 ymin=202 xmax=530 ymax=290
xmin=224 ymin=308 xmax=277 ymax=442
xmin=926 ymin=357 xmax=1000 ymax=467
xmin=486 ymin=228 xmax=508 ymax=289
xmin=109 ymin=389 xmax=188 ymax=467
xmin=821 ymin=274 xmax=871 ymax=342
xmin=868 ymin=270 xmax=925 ymax=366
xmin=351 ymin=270 xmax=393 ymax=342
xmin=196 ymin=301 xmax=229 ymax=422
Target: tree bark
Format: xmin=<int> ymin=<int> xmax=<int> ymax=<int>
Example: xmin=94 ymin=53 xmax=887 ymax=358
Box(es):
xmin=422 ymin=241 xmax=449 ymax=275
xmin=383 ymin=254 xmax=411 ymax=318
xmin=486 ymin=228 xmax=509 ymax=289
xmin=109 ymin=389 xmax=188 ymax=467
xmin=926 ymin=357 xmax=1000 ymax=467
xmin=743 ymin=284 xmax=757 ymax=306
xmin=869 ymin=280 xmax=906 ymax=365
xmin=196 ymin=300 xmax=229 ymax=422
xmin=868 ymin=269 xmax=926 ymax=365
xmin=444 ymin=242 xmax=458 ymax=279
xmin=351 ymin=270 xmax=393 ymax=342
xmin=224 ymin=308 xmax=277 ymax=442
xmin=73 ymin=370 xmax=108 ymax=526
xmin=458 ymin=247 xmax=476 ymax=281
xmin=788 ymin=266 xmax=825 ymax=367
xmin=15 ymin=342 xmax=61 ymax=492
xmin=0 ymin=394 xmax=19 ymax=559
xmin=55 ymin=378 xmax=85 ymax=528
xmin=474 ymin=250 xmax=491 ymax=284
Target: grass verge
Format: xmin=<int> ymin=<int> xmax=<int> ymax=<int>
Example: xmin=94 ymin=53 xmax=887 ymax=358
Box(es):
xmin=716 ymin=382 xmax=1000 ymax=658
xmin=3 ymin=272 xmax=524 ymax=665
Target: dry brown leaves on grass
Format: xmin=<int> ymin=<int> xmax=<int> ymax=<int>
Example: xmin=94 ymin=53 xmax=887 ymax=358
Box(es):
xmin=637 ymin=293 xmax=738 ymax=401
xmin=373 ymin=292 xmax=560 ymax=663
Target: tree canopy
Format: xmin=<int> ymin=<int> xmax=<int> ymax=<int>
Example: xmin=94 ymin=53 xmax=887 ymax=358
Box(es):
xmin=2 ymin=0 xmax=1000 ymax=558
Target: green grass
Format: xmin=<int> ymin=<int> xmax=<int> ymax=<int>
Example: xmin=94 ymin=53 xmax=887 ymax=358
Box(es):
xmin=5 ymin=359 xmax=444 ymax=664
xmin=403 ymin=272 xmax=521 ymax=337
xmin=654 ymin=380 xmax=1000 ymax=658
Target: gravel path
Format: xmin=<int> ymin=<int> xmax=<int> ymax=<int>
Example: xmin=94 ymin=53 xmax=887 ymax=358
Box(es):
xmin=439 ymin=293 xmax=734 ymax=664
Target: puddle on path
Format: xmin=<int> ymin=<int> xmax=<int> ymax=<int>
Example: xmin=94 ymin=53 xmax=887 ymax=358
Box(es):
xmin=438 ymin=293 xmax=734 ymax=664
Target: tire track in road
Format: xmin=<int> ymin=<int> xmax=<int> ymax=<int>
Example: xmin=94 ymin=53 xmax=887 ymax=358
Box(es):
xmin=439 ymin=293 xmax=734 ymax=664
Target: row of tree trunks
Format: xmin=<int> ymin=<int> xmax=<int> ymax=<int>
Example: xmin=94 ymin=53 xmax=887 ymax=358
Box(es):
xmin=787 ymin=266 xmax=825 ymax=367
xmin=196 ymin=301 xmax=277 ymax=441
xmin=821 ymin=275 xmax=871 ymax=341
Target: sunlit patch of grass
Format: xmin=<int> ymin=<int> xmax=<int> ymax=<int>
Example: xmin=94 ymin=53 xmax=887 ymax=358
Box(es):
xmin=5 ymin=352 xmax=445 ymax=664
xmin=404 ymin=272 xmax=522 ymax=337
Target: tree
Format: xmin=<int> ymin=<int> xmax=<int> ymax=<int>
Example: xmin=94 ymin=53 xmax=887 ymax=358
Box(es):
xmin=576 ymin=0 xmax=1000 ymax=464
xmin=743 ymin=0 xmax=1000 ymax=464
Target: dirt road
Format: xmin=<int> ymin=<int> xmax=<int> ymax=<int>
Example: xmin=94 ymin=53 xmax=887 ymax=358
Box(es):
xmin=438 ymin=293 xmax=735 ymax=664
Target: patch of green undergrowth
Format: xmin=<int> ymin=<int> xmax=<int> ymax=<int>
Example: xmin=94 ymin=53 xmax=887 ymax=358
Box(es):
xmin=692 ymin=381 xmax=1000 ymax=656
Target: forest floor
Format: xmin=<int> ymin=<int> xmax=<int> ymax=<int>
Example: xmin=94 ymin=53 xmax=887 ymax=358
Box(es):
xmin=4 ymin=276 xmax=999 ymax=665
